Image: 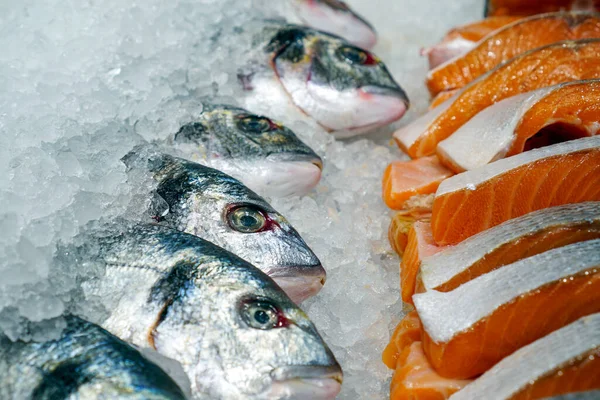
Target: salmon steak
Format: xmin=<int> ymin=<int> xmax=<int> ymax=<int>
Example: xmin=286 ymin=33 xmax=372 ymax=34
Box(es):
xmin=417 ymin=202 xmax=600 ymax=297
xmin=450 ymin=313 xmax=600 ymax=399
xmin=383 ymin=156 xmax=454 ymax=210
xmin=391 ymin=341 xmax=471 ymax=400
xmin=382 ymin=311 xmax=423 ymax=369
xmin=395 ymin=39 xmax=600 ymax=158
xmin=384 ymin=313 xmax=472 ymax=400
xmin=485 ymin=0 xmax=600 ymax=17
xmin=388 ymin=213 xmax=417 ymax=256
xmin=413 ymin=239 xmax=600 ymax=379
xmin=423 ymin=16 xmax=521 ymax=69
xmin=426 ymin=12 xmax=600 ymax=97
xmin=400 ymin=221 xmax=447 ymax=305
xmin=438 ymin=79 xmax=600 ymax=172
xmin=431 ymin=137 xmax=600 ymax=246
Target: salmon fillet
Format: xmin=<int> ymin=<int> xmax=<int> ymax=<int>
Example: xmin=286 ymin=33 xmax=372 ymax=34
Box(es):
xmin=400 ymin=221 xmax=447 ymax=305
xmin=383 ymin=156 xmax=454 ymax=210
xmin=390 ymin=342 xmax=471 ymax=400
xmin=388 ymin=213 xmax=416 ymax=255
xmin=382 ymin=311 xmax=423 ymax=369
xmin=450 ymin=313 xmax=600 ymax=399
xmin=438 ymin=79 xmax=600 ymax=172
xmin=486 ymin=0 xmax=600 ymax=17
xmin=423 ymin=16 xmax=521 ymax=69
xmin=417 ymin=202 xmax=600 ymax=296
xmin=427 ymin=12 xmax=600 ymax=97
xmin=413 ymin=240 xmax=600 ymax=379
xmin=396 ymin=39 xmax=600 ymax=158
xmin=431 ymin=137 xmax=600 ymax=246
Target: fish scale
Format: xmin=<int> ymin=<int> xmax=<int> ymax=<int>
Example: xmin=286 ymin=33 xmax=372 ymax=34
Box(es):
xmin=79 ymin=222 xmax=342 ymax=399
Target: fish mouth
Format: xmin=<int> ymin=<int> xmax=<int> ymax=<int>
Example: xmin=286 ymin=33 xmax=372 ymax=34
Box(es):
xmin=302 ymin=81 xmax=409 ymax=137
xmin=343 ymin=85 xmax=409 ymax=133
xmin=270 ymin=264 xmax=326 ymax=303
xmin=255 ymin=158 xmax=323 ymax=197
xmin=267 ymin=365 xmax=343 ymax=400
xmin=216 ymin=155 xmax=322 ymax=197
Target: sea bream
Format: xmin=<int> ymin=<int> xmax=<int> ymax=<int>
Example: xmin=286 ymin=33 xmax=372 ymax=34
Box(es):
xmin=80 ymin=223 xmax=342 ymax=400
xmin=171 ymin=104 xmax=322 ymax=198
xmin=0 ymin=315 xmax=187 ymax=400
xmin=124 ymin=147 xmax=324 ymax=304
xmin=289 ymin=0 xmax=377 ymax=49
xmin=241 ymin=22 xmax=408 ymax=138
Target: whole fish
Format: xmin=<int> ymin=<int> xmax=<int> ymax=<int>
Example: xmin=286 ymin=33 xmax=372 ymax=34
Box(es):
xmin=81 ymin=223 xmax=343 ymax=399
xmin=289 ymin=0 xmax=377 ymax=49
xmin=171 ymin=104 xmax=322 ymax=198
xmin=124 ymin=146 xmax=324 ymax=304
xmin=241 ymin=22 xmax=408 ymax=138
xmin=0 ymin=315 xmax=187 ymax=400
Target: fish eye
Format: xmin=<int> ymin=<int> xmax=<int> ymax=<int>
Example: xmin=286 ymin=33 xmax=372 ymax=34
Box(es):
xmin=227 ymin=206 xmax=267 ymax=233
xmin=237 ymin=115 xmax=273 ymax=133
xmin=337 ymin=46 xmax=376 ymax=66
xmin=241 ymin=299 xmax=284 ymax=330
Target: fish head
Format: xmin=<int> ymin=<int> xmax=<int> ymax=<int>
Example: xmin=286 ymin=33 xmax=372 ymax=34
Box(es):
xmin=173 ymin=105 xmax=323 ymax=197
xmin=291 ymin=0 xmax=377 ymax=49
xmin=28 ymin=317 xmax=188 ymax=400
xmin=265 ymin=24 xmax=408 ymax=136
xmin=128 ymin=151 xmax=325 ymax=303
xmin=150 ymin=255 xmax=342 ymax=400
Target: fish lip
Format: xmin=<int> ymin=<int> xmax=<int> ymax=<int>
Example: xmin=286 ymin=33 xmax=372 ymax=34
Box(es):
xmin=270 ymin=265 xmax=326 ymax=303
xmin=360 ymin=85 xmax=409 ymax=106
xmin=266 ymin=153 xmax=323 ymax=170
xmin=269 ymin=263 xmax=326 ymax=279
xmin=270 ymin=365 xmax=343 ymax=384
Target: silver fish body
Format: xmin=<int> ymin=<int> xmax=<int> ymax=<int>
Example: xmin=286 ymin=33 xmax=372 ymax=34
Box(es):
xmin=82 ymin=223 xmax=342 ymax=399
xmin=171 ymin=104 xmax=322 ymax=198
xmin=242 ymin=22 xmax=408 ymax=138
xmin=0 ymin=315 xmax=187 ymax=400
xmin=290 ymin=0 xmax=377 ymax=49
xmin=124 ymin=147 xmax=325 ymax=304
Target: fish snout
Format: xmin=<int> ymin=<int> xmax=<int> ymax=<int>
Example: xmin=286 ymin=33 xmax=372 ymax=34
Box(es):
xmin=359 ymin=84 xmax=409 ymax=109
xmin=254 ymin=155 xmax=323 ymax=197
xmin=317 ymin=84 xmax=409 ymax=137
xmin=268 ymin=364 xmax=343 ymax=400
xmin=271 ymin=263 xmax=327 ymax=304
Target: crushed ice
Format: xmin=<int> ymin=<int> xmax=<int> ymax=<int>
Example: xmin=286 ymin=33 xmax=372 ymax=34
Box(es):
xmin=0 ymin=0 xmax=481 ymax=397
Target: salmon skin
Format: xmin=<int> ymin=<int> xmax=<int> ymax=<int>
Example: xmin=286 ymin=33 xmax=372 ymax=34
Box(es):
xmin=426 ymin=12 xmax=600 ymax=97
xmin=485 ymin=0 xmax=600 ymax=17
xmin=450 ymin=313 xmax=600 ymax=399
xmin=438 ymin=79 xmax=600 ymax=172
xmin=423 ymin=16 xmax=520 ymax=69
xmin=400 ymin=221 xmax=447 ymax=305
xmin=418 ymin=202 xmax=600 ymax=297
xmin=396 ymin=38 xmax=600 ymax=158
xmin=414 ymin=239 xmax=600 ymax=379
xmin=391 ymin=342 xmax=471 ymax=400
xmin=431 ymin=136 xmax=600 ymax=246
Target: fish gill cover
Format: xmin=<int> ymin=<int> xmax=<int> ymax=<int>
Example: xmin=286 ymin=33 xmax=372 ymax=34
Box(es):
xmin=0 ymin=0 xmax=482 ymax=397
